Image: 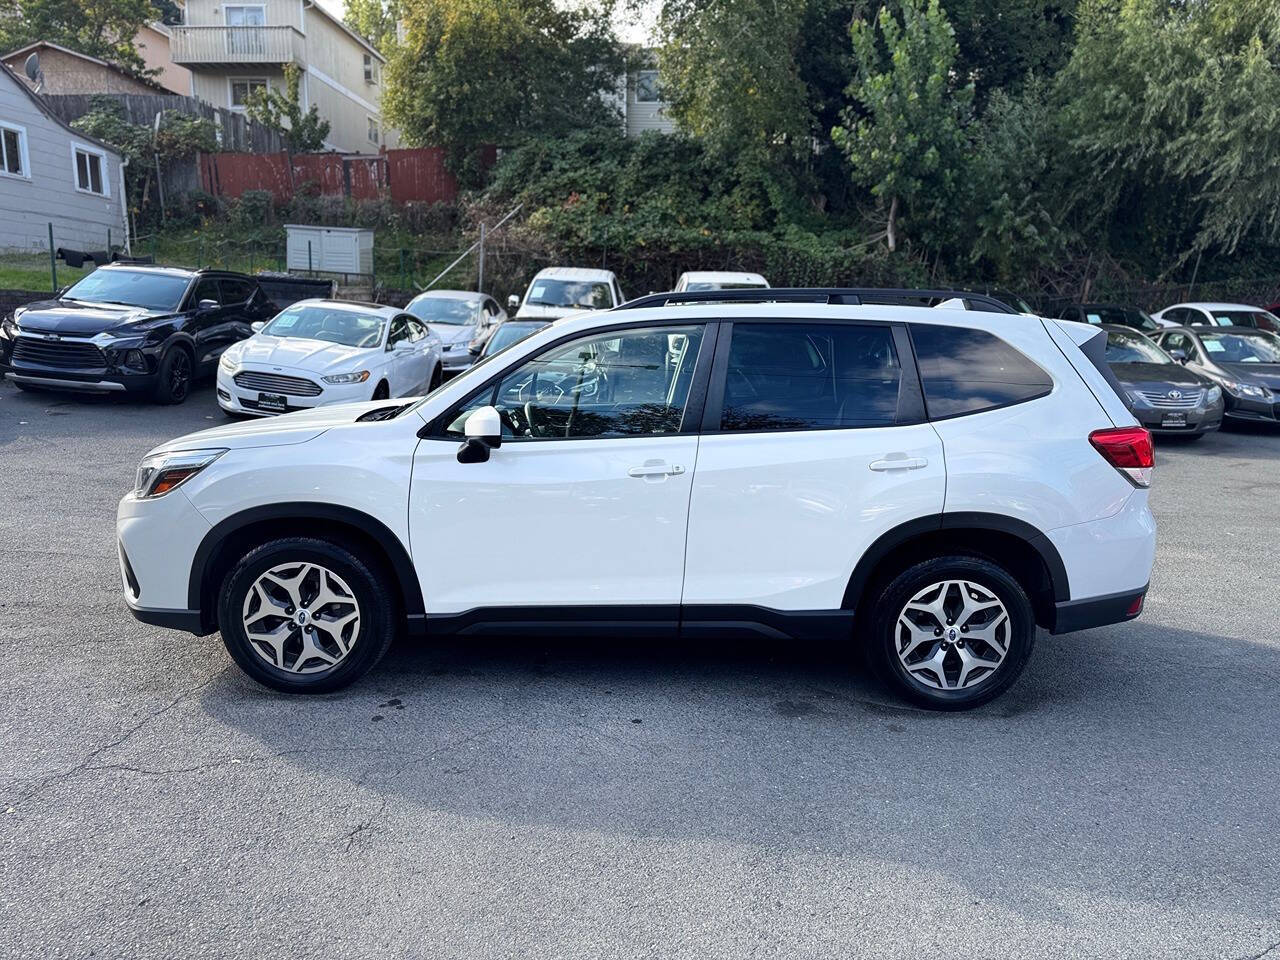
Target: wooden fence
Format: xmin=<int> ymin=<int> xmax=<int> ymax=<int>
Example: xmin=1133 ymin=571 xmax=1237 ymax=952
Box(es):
xmin=39 ymin=93 xmax=285 ymax=153
xmin=198 ymin=146 xmax=490 ymax=205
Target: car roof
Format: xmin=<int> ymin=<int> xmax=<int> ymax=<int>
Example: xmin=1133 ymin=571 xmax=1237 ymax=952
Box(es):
xmin=532 ymin=266 xmax=617 ymax=283
xmin=287 ymin=298 xmax=401 ymax=317
xmin=407 ymin=289 xmax=484 ymax=302
xmin=96 ymin=262 xmax=201 ymax=279
xmin=1161 ymin=302 xmax=1266 ymax=311
xmin=680 ymin=271 xmax=768 ymax=283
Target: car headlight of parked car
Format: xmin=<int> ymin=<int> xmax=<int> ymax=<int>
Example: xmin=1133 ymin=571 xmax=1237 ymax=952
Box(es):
xmin=1205 ymin=385 xmax=1222 ymax=405
xmin=0 ymin=313 xmax=17 ymax=338
xmin=134 ymin=449 xmax=226 ymax=499
xmin=322 ymin=370 xmax=371 ymax=384
xmin=1221 ymin=378 xmax=1270 ymax=400
xmin=219 ymin=351 xmax=240 ymax=374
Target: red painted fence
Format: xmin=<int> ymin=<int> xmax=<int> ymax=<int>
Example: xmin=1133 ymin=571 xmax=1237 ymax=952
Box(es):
xmin=198 ymin=146 xmax=488 ymax=205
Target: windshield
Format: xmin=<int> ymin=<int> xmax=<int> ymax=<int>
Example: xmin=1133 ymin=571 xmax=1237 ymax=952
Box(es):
xmin=1083 ymin=306 xmax=1158 ymax=331
xmin=62 ymin=269 xmax=189 ymax=311
xmin=1199 ymin=330 xmax=1280 ymax=363
xmin=406 ymin=296 xmax=481 ymax=325
xmin=261 ymin=305 xmax=385 ymax=348
xmin=1207 ymin=309 xmax=1277 ymax=328
xmin=686 ymin=281 xmax=768 ymax=291
xmin=525 ymin=279 xmax=612 ymax=310
xmin=1105 ymin=330 xmax=1169 ymax=364
xmin=484 ymin=323 xmax=547 ymax=356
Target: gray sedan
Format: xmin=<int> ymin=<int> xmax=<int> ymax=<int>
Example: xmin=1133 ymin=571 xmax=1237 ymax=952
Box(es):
xmin=404 ymin=290 xmax=506 ymax=376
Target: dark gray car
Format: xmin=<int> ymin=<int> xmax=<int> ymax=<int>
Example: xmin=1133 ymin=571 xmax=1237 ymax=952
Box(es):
xmin=1101 ymin=325 xmax=1222 ymax=437
xmin=1154 ymin=326 xmax=1280 ymax=425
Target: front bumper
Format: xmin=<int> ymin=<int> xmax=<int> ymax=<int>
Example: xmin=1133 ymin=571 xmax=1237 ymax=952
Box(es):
xmin=1130 ymin=401 xmax=1223 ymax=435
xmin=1222 ymin=393 xmax=1279 ymax=423
xmin=117 ymin=488 xmax=212 ymax=632
xmin=440 ymin=349 xmax=474 ymax=373
xmin=216 ymin=368 xmax=369 ymax=417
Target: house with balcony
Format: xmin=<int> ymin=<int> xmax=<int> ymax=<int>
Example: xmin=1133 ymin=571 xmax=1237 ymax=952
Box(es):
xmin=170 ymin=0 xmax=394 ymax=153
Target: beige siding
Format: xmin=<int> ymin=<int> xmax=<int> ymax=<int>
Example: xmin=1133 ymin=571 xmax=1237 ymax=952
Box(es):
xmin=301 ymin=7 xmax=389 ymax=151
xmin=1 ymin=47 xmax=157 ymax=96
xmin=0 ymin=70 xmax=127 ymax=253
xmin=184 ymin=0 xmax=302 ymax=32
xmin=135 ymin=24 xmax=193 ymax=95
xmin=625 ymin=71 xmax=674 ymax=137
xmin=192 ymin=67 xmax=283 ymax=111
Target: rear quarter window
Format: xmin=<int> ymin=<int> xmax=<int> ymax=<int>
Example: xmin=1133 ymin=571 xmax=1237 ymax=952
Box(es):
xmin=910 ymin=324 xmax=1053 ymax=419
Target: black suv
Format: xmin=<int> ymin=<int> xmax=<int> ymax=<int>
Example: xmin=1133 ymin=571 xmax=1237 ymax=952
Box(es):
xmin=0 ymin=265 xmax=277 ymax=404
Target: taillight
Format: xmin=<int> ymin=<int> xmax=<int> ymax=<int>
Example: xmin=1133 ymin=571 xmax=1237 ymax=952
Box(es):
xmin=1089 ymin=426 xmax=1154 ymax=487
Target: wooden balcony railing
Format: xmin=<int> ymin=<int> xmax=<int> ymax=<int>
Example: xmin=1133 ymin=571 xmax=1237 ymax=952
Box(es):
xmin=170 ymin=26 xmax=305 ymax=66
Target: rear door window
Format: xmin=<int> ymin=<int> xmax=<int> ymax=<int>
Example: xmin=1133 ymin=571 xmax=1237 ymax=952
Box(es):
xmin=719 ymin=323 xmax=902 ymax=431
xmin=910 ymin=324 xmax=1053 ymax=419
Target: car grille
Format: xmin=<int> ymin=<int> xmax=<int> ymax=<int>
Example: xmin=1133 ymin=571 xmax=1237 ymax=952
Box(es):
xmin=1138 ymin=388 xmax=1201 ymax=408
xmin=233 ymin=370 xmax=322 ymax=396
xmin=12 ymin=337 xmax=106 ymax=369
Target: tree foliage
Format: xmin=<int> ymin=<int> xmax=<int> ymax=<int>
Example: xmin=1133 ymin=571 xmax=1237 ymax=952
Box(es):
xmin=244 ymin=64 xmax=332 ymax=153
xmin=384 ymin=0 xmax=624 ymax=183
xmin=833 ymin=0 xmax=973 ymax=251
xmin=0 ymin=0 xmax=156 ymax=75
xmin=343 ymin=0 xmax=401 ymax=55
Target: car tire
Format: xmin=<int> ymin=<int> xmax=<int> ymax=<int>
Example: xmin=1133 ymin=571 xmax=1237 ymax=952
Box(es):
xmin=152 ymin=346 xmax=194 ymax=405
xmin=217 ymin=537 xmax=396 ymax=694
xmin=371 ymin=381 xmax=390 ymax=401
xmin=867 ymin=555 xmax=1036 ymax=710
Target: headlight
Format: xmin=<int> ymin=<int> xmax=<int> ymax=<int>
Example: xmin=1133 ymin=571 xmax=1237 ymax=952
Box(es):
xmin=322 ymin=370 xmax=370 ymax=384
xmin=1221 ymin=379 xmax=1267 ymax=400
xmin=0 ymin=314 xmax=17 ymax=337
xmin=134 ymin=449 xmax=226 ymax=499
xmin=1206 ymin=385 xmax=1222 ymax=405
xmin=219 ymin=351 xmax=239 ymax=373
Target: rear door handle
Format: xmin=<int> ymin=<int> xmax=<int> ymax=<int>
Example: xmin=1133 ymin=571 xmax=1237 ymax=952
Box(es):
xmin=869 ymin=456 xmax=929 ymax=472
xmin=628 ymin=461 xmax=685 ymax=478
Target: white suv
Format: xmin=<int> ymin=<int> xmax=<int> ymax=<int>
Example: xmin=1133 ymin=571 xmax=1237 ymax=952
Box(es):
xmin=117 ymin=289 xmax=1156 ymax=709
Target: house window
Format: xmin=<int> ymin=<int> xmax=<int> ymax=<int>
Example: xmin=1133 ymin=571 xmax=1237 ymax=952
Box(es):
xmin=0 ymin=123 xmax=29 ymax=178
xmin=230 ymin=78 xmax=268 ymax=109
xmin=367 ymin=117 xmax=379 ymax=145
xmin=635 ymin=70 xmax=661 ymax=103
xmin=72 ymin=145 xmax=108 ymax=196
xmin=363 ymin=53 xmax=378 ymax=84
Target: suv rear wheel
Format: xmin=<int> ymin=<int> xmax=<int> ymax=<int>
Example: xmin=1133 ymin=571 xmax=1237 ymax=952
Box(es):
xmin=217 ymin=537 xmax=395 ymax=694
xmin=868 ymin=556 xmax=1035 ymax=710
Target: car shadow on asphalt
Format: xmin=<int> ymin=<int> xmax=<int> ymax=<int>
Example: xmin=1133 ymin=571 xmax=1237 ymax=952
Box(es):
xmin=194 ymin=617 xmax=1280 ymax=924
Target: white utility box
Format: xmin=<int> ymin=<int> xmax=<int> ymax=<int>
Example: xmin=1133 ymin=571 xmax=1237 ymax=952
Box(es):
xmin=285 ymin=224 xmax=374 ymax=275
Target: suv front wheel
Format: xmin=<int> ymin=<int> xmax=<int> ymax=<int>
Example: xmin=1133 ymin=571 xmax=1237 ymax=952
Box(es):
xmin=868 ymin=556 xmax=1036 ymax=710
xmin=217 ymin=537 xmax=395 ymax=694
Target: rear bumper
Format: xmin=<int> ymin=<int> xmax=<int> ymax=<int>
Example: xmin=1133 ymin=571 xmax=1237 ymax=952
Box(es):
xmin=1050 ymin=585 xmax=1147 ymax=634
xmin=126 ymin=602 xmax=207 ymax=634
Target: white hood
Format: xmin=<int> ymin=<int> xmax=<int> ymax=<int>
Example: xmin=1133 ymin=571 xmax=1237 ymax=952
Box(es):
xmin=147 ymin=399 xmax=403 ymax=455
xmin=227 ymin=334 xmax=380 ymax=377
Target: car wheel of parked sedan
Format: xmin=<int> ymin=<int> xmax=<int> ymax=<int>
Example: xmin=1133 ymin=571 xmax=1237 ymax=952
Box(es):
xmin=217 ymin=537 xmax=396 ymax=694
xmin=868 ymin=556 xmax=1035 ymax=710
xmin=152 ymin=346 xmax=193 ymax=405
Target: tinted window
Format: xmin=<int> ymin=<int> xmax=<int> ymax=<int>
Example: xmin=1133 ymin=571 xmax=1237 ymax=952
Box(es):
xmin=911 ymin=324 xmax=1053 ymax=419
xmin=482 ymin=322 xmax=547 ymax=357
xmin=406 ymin=296 xmax=479 ymax=325
xmin=720 ymin=323 xmax=901 ymax=431
xmin=1198 ymin=330 xmax=1280 ymax=363
xmin=387 ymin=316 xmax=410 ymax=345
xmin=445 ymin=325 xmax=705 ymax=440
xmin=190 ymin=277 xmax=221 ymax=306
xmin=221 ymin=278 xmax=255 ymax=304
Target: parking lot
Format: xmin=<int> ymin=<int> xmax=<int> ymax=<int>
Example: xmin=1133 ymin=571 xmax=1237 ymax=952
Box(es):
xmin=1 ymin=377 xmax=1278 ymax=959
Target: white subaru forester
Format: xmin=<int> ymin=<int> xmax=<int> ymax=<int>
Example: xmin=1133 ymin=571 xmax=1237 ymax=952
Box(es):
xmin=117 ymin=289 xmax=1156 ymax=709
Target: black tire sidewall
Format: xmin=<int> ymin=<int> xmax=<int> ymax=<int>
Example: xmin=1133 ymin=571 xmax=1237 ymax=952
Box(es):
xmin=152 ymin=347 xmax=193 ymax=405
xmin=218 ymin=537 xmax=395 ymax=694
xmin=870 ymin=556 xmax=1036 ymax=710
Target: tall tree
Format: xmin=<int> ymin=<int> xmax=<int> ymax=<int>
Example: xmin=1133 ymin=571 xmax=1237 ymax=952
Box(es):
xmin=0 ymin=0 xmax=156 ymax=75
xmin=344 ymin=0 xmax=401 ymax=55
xmin=833 ymin=0 xmax=973 ymax=252
xmin=384 ymin=0 xmax=624 ymax=183
xmin=245 ymin=64 xmax=331 ymax=152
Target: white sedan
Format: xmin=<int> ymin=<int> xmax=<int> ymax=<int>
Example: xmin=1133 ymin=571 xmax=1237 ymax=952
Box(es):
xmin=216 ymin=300 xmax=442 ymax=417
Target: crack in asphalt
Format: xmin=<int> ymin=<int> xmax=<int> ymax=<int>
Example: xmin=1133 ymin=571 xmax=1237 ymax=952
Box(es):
xmin=1241 ymin=937 xmax=1280 ymax=960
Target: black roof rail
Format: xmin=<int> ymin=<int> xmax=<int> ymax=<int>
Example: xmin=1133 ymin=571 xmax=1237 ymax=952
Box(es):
xmin=613 ymin=287 xmax=1019 ymax=314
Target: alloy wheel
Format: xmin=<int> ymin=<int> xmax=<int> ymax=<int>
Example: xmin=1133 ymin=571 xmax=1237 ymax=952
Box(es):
xmin=170 ymin=351 xmax=191 ymax=400
xmin=241 ymin=562 xmax=361 ymax=674
xmin=895 ymin=579 xmax=1011 ymax=691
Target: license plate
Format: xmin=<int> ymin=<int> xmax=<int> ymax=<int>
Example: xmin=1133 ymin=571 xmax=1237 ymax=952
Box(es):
xmin=258 ymin=392 xmax=288 ymax=412
xmin=1161 ymin=413 xmax=1187 ymax=427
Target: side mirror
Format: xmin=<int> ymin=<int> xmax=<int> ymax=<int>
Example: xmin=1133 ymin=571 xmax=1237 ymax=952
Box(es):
xmin=457 ymin=405 xmax=502 ymax=463
xmin=197 ymin=298 xmax=218 ymax=313
xmin=392 ymin=338 xmax=413 ymax=351
xmin=507 ymin=294 xmax=520 ymax=312
xmin=1169 ymin=348 xmax=1188 ymax=363
xmin=250 ymin=320 xmax=266 ymax=333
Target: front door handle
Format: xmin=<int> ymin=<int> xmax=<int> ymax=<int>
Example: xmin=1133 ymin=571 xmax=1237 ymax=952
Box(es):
xmin=628 ymin=461 xmax=685 ymax=478
xmin=869 ymin=456 xmax=929 ymax=472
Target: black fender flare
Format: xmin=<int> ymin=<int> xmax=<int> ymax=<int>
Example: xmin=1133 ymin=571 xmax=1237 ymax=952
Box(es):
xmin=188 ymin=502 xmax=425 ymax=618
xmin=841 ymin=512 xmax=1070 ymax=611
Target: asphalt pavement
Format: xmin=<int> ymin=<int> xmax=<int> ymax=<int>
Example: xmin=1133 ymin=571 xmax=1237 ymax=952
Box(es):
xmin=1 ymin=378 xmax=1278 ymax=959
